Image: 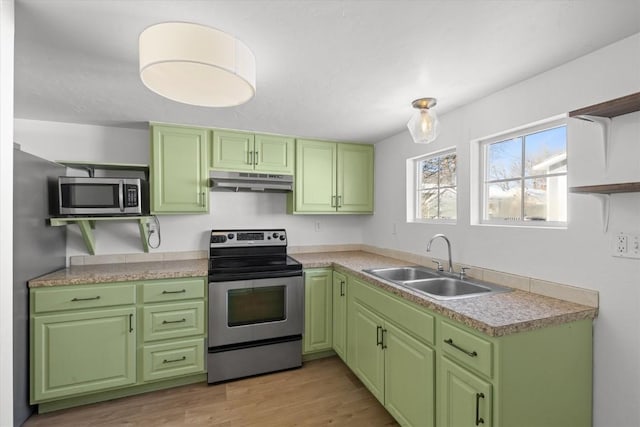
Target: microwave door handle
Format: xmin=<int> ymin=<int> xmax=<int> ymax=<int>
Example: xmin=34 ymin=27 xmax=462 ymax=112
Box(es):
xmin=118 ymin=180 xmax=125 ymax=212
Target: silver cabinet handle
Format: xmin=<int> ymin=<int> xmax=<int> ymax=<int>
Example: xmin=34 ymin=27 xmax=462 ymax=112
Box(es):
xmin=331 ymin=195 xmax=337 ymax=207
xmin=201 ymin=191 xmax=206 ymax=207
xmin=254 ymin=151 xmax=258 ymax=165
xmin=337 ymin=195 xmax=342 ymax=207
xmin=248 ymin=151 xmax=253 ymax=165
xmin=162 ymin=289 xmax=186 ymax=294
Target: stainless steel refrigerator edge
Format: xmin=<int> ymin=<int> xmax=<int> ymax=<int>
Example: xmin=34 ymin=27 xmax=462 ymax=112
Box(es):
xmin=13 ymin=145 xmax=66 ymax=426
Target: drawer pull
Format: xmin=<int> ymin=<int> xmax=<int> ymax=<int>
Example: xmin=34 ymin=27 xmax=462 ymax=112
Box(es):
xmin=162 ymin=318 xmax=187 ymax=325
xmin=163 ymin=356 xmax=187 ymax=364
xmin=444 ymin=338 xmax=478 ymax=357
xmin=71 ymin=296 xmax=100 ymax=302
xmin=475 ymin=392 xmax=485 ymax=425
xmin=161 ymin=289 xmax=186 ymax=295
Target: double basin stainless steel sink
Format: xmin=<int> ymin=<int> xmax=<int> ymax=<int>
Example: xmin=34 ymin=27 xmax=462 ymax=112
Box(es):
xmin=363 ymin=266 xmax=512 ymax=300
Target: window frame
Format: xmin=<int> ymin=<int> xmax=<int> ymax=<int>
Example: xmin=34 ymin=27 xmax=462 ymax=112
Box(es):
xmin=478 ymin=118 xmax=568 ymax=228
xmin=408 ymin=147 xmax=457 ymax=224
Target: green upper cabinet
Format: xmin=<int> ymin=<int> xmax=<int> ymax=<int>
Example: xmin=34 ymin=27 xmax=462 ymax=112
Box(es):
xmin=150 ymin=125 xmax=209 ymax=214
xmin=289 ymin=139 xmax=373 ymax=214
xmin=211 ymin=130 xmax=294 ymax=174
xmin=337 ymin=143 xmax=374 ymax=212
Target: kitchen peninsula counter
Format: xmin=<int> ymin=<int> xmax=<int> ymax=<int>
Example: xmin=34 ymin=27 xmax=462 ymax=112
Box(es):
xmin=28 ymin=258 xmax=208 ymax=288
xmin=290 ymin=250 xmax=598 ymax=337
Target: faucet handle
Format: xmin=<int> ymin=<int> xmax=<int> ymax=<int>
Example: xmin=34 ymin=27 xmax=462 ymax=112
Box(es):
xmin=459 ymin=267 xmax=471 ymax=279
xmin=432 ymin=260 xmax=444 ymax=271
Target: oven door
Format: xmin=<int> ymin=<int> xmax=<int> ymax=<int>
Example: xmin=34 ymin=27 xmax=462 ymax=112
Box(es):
xmin=208 ymin=276 xmax=303 ymax=347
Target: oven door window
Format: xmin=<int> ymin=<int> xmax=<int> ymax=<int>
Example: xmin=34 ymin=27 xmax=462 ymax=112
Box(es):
xmin=227 ymin=286 xmax=286 ymax=327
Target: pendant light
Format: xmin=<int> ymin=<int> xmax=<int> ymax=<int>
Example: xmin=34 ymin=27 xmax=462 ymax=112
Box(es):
xmin=407 ymin=98 xmax=440 ymax=144
xmin=139 ymin=22 xmax=256 ymax=107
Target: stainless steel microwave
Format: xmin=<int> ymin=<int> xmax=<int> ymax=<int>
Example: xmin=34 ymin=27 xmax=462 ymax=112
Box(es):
xmin=55 ymin=177 xmax=149 ymax=216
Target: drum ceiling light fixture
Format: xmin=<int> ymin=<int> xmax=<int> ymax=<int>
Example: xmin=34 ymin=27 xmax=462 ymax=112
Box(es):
xmin=407 ymin=97 xmax=440 ymax=144
xmin=139 ymin=22 xmax=256 ymax=107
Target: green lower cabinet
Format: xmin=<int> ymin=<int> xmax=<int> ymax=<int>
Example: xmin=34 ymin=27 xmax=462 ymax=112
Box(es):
xmin=440 ymin=357 xmax=492 ymax=427
xmin=349 ymin=297 xmax=434 ymax=427
xmin=30 ymin=277 xmax=207 ymax=411
xmin=349 ymin=300 xmax=385 ymax=402
xmin=303 ymin=269 xmax=333 ymax=353
xmin=142 ymin=338 xmax=205 ymax=382
xmin=331 ymin=271 xmax=348 ymax=362
xmin=384 ymin=322 xmax=435 ymax=427
xmin=32 ymin=307 xmax=136 ymax=402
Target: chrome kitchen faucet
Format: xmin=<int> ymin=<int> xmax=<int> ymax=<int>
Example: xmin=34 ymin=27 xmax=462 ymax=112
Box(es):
xmin=426 ymin=234 xmax=454 ymax=273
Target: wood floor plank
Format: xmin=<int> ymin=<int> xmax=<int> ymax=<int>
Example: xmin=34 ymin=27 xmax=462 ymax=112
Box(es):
xmin=25 ymin=357 xmax=400 ymax=426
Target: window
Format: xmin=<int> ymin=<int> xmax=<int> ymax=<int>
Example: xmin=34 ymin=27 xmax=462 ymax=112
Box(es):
xmin=410 ymin=149 xmax=457 ymax=222
xmin=480 ymin=121 xmax=567 ymax=226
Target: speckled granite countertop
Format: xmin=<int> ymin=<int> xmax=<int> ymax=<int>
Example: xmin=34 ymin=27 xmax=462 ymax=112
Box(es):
xmin=290 ymin=251 xmax=597 ymax=337
xmin=28 ymin=259 xmax=208 ymax=288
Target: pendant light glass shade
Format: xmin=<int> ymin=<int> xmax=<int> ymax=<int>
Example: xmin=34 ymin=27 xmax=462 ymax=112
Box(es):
xmin=139 ymin=22 xmax=256 ymax=107
xmin=407 ymin=98 xmax=439 ymax=144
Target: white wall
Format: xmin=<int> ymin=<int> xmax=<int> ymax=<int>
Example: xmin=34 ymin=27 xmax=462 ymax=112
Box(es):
xmin=13 ymin=119 xmax=366 ymax=258
xmin=364 ymin=33 xmax=640 ymax=427
xmin=0 ymin=0 xmax=14 ymax=425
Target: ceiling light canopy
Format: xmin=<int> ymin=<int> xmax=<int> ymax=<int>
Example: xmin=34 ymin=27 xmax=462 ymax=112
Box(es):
xmin=139 ymin=22 xmax=256 ymax=107
xmin=407 ymin=98 xmax=440 ymax=144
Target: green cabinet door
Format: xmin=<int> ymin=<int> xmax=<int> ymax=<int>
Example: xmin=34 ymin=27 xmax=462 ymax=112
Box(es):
xmin=349 ymin=300 xmax=385 ymax=404
xmin=337 ymin=143 xmax=374 ymax=213
xmin=210 ymin=130 xmax=255 ymax=171
xmin=385 ymin=322 xmax=435 ymax=427
xmin=254 ymin=134 xmax=294 ymax=174
xmin=151 ymin=125 xmax=209 ymax=213
xmin=440 ymin=357 xmax=492 ymax=427
xmin=332 ymin=270 xmax=348 ymax=362
xmin=294 ymin=140 xmax=337 ymax=212
xmin=303 ymin=269 xmax=333 ymax=353
xmin=32 ymin=307 xmax=136 ymax=402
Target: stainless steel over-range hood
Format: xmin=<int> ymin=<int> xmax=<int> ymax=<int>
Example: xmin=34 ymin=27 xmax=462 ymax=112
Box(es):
xmin=209 ymin=171 xmax=293 ymax=192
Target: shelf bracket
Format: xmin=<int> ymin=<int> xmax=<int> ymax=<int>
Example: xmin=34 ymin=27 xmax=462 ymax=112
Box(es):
xmin=49 ymin=216 xmax=153 ymax=255
xmin=592 ymin=194 xmax=611 ymax=233
xmin=573 ymin=115 xmax=611 ymax=169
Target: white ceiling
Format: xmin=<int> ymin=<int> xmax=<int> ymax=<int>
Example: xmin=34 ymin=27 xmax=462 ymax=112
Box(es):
xmin=14 ymin=0 xmax=640 ymax=143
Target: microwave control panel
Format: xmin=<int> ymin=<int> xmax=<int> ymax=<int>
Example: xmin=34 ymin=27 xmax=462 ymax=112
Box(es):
xmin=125 ymin=185 xmax=139 ymax=207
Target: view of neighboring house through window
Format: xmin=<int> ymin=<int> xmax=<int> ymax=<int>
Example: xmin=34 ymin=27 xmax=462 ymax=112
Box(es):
xmin=413 ymin=149 xmax=457 ymax=222
xmin=481 ymin=121 xmax=567 ymax=225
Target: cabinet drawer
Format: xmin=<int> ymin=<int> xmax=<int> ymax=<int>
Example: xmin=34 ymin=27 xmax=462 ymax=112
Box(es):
xmin=143 ymin=301 xmax=205 ymax=342
xmin=32 ymin=284 xmax=136 ymax=314
xmin=142 ymin=278 xmax=205 ymax=303
xmin=142 ymin=338 xmax=205 ymax=382
xmin=441 ymin=321 xmax=493 ymax=377
xmin=350 ymin=278 xmax=434 ymax=345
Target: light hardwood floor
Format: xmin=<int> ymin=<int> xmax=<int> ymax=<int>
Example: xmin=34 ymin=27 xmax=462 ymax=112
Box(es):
xmin=25 ymin=357 xmax=400 ymax=426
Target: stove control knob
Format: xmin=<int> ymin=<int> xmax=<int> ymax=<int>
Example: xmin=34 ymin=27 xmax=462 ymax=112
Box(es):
xmin=227 ymin=233 xmax=234 ymax=239
xmin=279 ymin=235 xmax=285 ymax=241
xmin=272 ymin=232 xmax=279 ymax=238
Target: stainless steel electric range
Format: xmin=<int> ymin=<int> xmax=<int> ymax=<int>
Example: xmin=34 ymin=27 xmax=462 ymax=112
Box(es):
xmin=207 ymin=229 xmax=303 ymax=383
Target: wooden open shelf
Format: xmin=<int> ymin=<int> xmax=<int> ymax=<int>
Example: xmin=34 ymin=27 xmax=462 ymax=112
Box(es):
xmin=570 ymin=182 xmax=640 ymax=194
xmin=569 ymin=92 xmax=640 ymax=118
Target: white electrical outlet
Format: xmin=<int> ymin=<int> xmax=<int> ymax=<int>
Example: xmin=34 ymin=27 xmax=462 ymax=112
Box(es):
xmin=612 ymin=233 xmax=640 ymax=259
